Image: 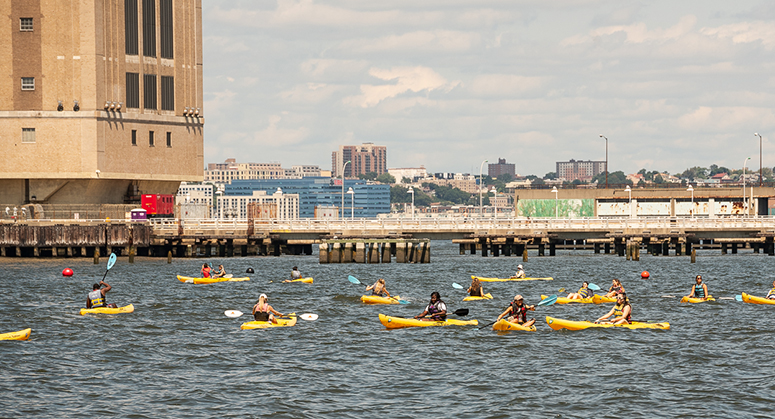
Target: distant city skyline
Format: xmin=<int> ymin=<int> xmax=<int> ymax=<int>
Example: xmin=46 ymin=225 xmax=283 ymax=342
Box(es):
xmin=202 ymin=1 xmax=774 ymax=177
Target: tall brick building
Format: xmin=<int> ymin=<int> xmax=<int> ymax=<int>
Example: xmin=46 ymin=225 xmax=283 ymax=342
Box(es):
xmin=0 ymin=0 xmax=204 ymax=206
xmin=332 ymin=143 xmax=387 ymax=178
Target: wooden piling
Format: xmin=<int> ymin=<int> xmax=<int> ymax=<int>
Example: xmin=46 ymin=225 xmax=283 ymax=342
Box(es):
xmin=319 ymin=243 xmax=329 ymax=263
xmin=396 ymin=242 xmax=407 ymax=263
xmin=522 ymin=248 xmax=528 ymax=262
xmin=369 ymin=243 xmax=380 ymax=264
xmin=355 ymin=242 xmax=366 ymax=263
xmin=129 ymin=248 xmax=135 ymax=263
xmin=381 ymin=243 xmax=391 ymax=263
xmin=691 ymin=249 xmax=696 ymax=263
xmin=94 ymin=252 xmax=99 ymax=265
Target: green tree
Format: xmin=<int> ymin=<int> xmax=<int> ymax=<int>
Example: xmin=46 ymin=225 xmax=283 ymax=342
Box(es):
xmin=358 ymin=172 xmax=378 ymax=181
xmin=497 ymin=173 xmax=513 ymax=182
xmin=544 ymin=172 xmax=557 ymax=180
xmin=679 ymin=166 xmax=708 ymax=181
xmin=401 ymin=176 xmax=411 ymax=184
xmin=591 ymin=171 xmax=630 ymax=185
xmin=375 ymin=173 xmax=396 ymax=184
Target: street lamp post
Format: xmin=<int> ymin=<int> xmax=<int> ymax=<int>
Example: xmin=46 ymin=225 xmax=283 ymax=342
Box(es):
xmin=551 ymin=186 xmax=558 ymax=218
xmin=743 ymin=157 xmax=751 ymax=217
xmin=600 ymin=135 xmax=608 ymax=189
xmin=407 ymin=186 xmax=415 ymax=219
xmin=755 ymin=133 xmax=762 ymax=187
xmin=687 ymin=185 xmax=694 ymax=218
xmin=346 ymin=187 xmax=354 ymax=220
xmin=625 ymin=185 xmax=632 ymax=217
xmin=341 ymin=160 xmax=351 ymax=219
xmin=479 ymin=160 xmax=488 ymax=215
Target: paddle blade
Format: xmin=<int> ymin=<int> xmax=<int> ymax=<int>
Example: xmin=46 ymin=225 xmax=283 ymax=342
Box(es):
xmin=452 ymin=283 xmax=464 ymax=289
xmin=300 ymin=313 xmax=318 ymax=321
xmin=396 ymin=298 xmax=409 ymax=305
xmin=538 ymin=294 xmax=558 ymax=306
xmin=106 ymin=253 xmax=117 ymax=270
xmin=735 ymin=295 xmax=743 ymax=302
xmin=223 ymin=274 xmax=233 ymax=279
xmin=558 ymin=288 xmax=565 ymax=293
xmin=224 ymin=310 xmax=243 ymax=318
xmin=588 ymin=283 xmax=601 ymax=291
xmin=348 ymin=275 xmax=361 ymax=285
xmin=453 ymin=308 xmax=469 ymax=316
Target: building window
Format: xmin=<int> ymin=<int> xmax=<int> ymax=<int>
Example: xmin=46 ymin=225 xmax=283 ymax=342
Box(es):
xmin=21 ymin=77 xmax=35 ymax=90
xmin=131 ymin=129 xmax=137 ymax=146
xmin=160 ymin=0 xmax=173 ymax=58
xmin=161 ymin=76 xmax=174 ymax=110
xmin=144 ymin=74 xmax=157 ymax=109
xmin=20 ymin=18 xmax=33 ymax=31
xmin=22 ymin=128 xmax=36 ymax=143
xmin=125 ymin=0 xmax=138 ymax=55
xmin=126 ymin=73 xmax=140 ymax=108
xmin=149 ymin=131 xmax=155 ymax=147
xmin=166 ymin=132 xmax=171 ymax=147
xmin=142 ymin=0 xmax=156 ymax=57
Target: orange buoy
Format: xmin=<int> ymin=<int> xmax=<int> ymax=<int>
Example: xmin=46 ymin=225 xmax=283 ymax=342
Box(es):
xmin=641 ymin=271 xmax=650 ymax=279
xmin=62 ymin=268 xmax=74 ymax=277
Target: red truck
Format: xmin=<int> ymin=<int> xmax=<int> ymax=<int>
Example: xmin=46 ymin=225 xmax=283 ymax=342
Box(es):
xmin=141 ymin=194 xmax=174 ymax=217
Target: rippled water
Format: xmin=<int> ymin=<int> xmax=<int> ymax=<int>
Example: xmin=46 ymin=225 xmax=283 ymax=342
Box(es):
xmin=1 ymin=242 xmax=774 ymax=418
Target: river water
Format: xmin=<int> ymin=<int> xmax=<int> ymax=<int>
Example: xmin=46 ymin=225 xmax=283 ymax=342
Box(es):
xmin=1 ymin=242 xmax=773 ymax=418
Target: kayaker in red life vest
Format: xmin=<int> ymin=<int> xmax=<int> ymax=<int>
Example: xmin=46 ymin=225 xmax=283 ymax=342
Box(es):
xmin=497 ymin=295 xmax=536 ymax=327
xmin=252 ymin=294 xmax=283 ymax=324
xmin=596 ymin=292 xmax=632 ymax=324
xmin=366 ymin=278 xmax=391 ymax=298
xmin=201 ymin=263 xmax=211 ymax=278
xmin=86 ymin=281 xmax=117 ymax=309
xmin=467 ymin=277 xmax=484 ymax=297
xmin=604 ymin=278 xmax=625 ymax=298
xmin=767 ymin=280 xmax=775 ymax=300
xmin=415 ymin=292 xmax=447 ymax=321
xmin=685 ymin=275 xmax=710 ymax=300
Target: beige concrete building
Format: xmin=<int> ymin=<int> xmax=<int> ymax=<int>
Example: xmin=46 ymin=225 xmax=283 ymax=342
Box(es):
xmin=0 ymin=0 xmax=204 ymax=207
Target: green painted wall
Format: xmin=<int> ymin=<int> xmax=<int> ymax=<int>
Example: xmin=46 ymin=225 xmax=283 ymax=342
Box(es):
xmin=517 ymin=199 xmax=594 ymax=218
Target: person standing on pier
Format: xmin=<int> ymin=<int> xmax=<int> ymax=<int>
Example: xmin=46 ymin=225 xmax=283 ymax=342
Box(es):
xmin=366 ymin=278 xmax=391 ymax=298
xmin=686 ymin=275 xmax=710 ymax=300
xmin=201 ymin=263 xmax=212 ymax=278
xmin=496 ymin=295 xmax=536 ymax=327
xmin=511 ymin=264 xmax=526 ymax=279
xmin=86 ymin=281 xmax=117 ymax=309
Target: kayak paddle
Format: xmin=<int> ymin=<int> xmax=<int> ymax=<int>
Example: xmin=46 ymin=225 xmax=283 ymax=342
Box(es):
xmin=478 ymin=296 xmax=556 ymax=330
xmin=452 ymin=283 xmax=464 ymax=289
xmin=588 ymin=283 xmax=601 ymax=291
xmin=224 ymin=310 xmax=243 ymax=318
xmin=735 ymin=295 xmax=743 ymax=302
xmin=558 ymin=288 xmax=565 ymax=293
xmin=100 ymin=253 xmax=117 ymax=283
xmin=300 ymin=313 xmax=318 ymax=321
xmin=348 ymin=275 xmax=361 ymax=285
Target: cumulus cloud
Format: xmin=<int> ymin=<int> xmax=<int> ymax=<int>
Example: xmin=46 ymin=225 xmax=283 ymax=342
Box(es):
xmin=561 ymin=15 xmax=698 ymax=46
xmin=344 ymin=66 xmax=460 ymax=108
xmin=339 ymin=30 xmax=481 ymax=53
xmin=700 ymin=21 xmax=775 ymax=49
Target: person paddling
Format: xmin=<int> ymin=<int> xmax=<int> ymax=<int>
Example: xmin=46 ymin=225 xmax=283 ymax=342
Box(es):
xmin=511 ymin=264 xmax=526 ymax=279
xmin=567 ymin=281 xmax=593 ymax=300
xmin=201 ymin=263 xmax=211 ymax=278
xmin=596 ymin=292 xmax=632 ymax=324
xmin=604 ymin=278 xmax=625 ymax=298
xmin=211 ymin=264 xmax=226 ymax=279
xmin=86 ymin=281 xmax=117 ymax=309
xmin=467 ymin=276 xmax=484 ymax=297
xmin=414 ymin=292 xmax=447 ymax=321
xmin=366 ymin=278 xmax=391 ymax=298
xmin=767 ymin=280 xmax=775 ymax=300
xmin=497 ymin=295 xmax=536 ymax=327
xmin=291 ymin=266 xmax=302 ymax=280
xmin=252 ymin=294 xmax=284 ymax=324
xmin=685 ymin=275 xmax=710 ymax=300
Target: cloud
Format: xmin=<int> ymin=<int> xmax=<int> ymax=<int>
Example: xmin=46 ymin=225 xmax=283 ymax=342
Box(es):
xmin=338 ymin=30 xmax=481 ymax=53
xmin=676 ymin=106 xmax=775 ymax=132
xmin=251 ymin=114 xmax=310 ymax=146
xmin=561 ymin=15 xmax=697 ymax=46
xmin=466 ymin=74 xmax=547 ymax=97
xmin=700 ymin=21 xmax=775 ymax=49
xmin=344 ymin=66 xmax=459 ymax=108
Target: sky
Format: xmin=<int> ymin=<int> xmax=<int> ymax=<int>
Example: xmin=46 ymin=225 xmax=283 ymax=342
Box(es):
xmin=201 ymin=0 xmax=775 ymax=177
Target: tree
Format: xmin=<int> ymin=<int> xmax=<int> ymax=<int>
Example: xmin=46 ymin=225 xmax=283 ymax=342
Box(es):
xmin=679 ymin=166 xmax=708 ymax=181
xmin=375 ymin=173 xmax=396 ymax=184
xmin=401 ymin=177 xmax=411 ymax=184
xmin=497 ymin=173 xmax=513 ymax=182
xmin=532 ymin=178 xmax=545 ymax=185
xmin=544 ymin=172 xmax=557 ymax=180
xmin=638 ymin=168 xmax=646 ymax=175
xmin=358 ymin=172 xmax=377 ymax=181
xmin=591 ymin=171 xmax=630 ymax=185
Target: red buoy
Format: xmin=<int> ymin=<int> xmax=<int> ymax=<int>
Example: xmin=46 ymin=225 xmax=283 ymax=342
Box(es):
xmin=641 ymin=271 xmax=650 ymax=279
xmin=62 ymin=268 xmax=74 ymax=277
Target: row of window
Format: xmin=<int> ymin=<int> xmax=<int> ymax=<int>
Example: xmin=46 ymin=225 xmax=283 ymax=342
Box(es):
xmin=126 ymin=73 xmax=173 ymax=110
xmin=125 ymin=0 xmax=173 ymax=59
xmin=19 ymin=128 xmax=172 ymax=148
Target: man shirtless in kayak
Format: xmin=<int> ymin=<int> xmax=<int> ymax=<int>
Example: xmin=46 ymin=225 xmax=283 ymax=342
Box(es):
xmin=497 ymin=295 xmax=536 ymax=327
xmin=86 ymin=281 xmax=117 ymax=309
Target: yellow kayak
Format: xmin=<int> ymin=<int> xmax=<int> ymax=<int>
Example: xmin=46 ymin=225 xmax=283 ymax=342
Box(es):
xmin=492 ymin=319 xmax=536 ymax=332
xmin=463 ymin=293 xmax=493 ymax=301
xmin=741 ymin=292 xmax=775 ymax=305
xmin=241 ymin=314 xmax=297 ymax=330
xmin=361 ymin=295 xmax=403 ymax=305
xmin=541 ymin=294 xmax=594 ymax=304
xmin=680 ymin=295 xmax=715 ymax=303
xmin=177 ymin=275 xmax=250 ymax=284
xmin=80 ymin=304 xmax=135 ymax=315
xmin=546 ymin=316 xmax=670 ymax=331
xmin=286 ymin=277 xmax=313 ymax=284
xmin=0 ymin=328 xmax=31 ymax=341
xmin=379 ymin=314 xmax=478 ymax=329
xmin=472 ymin=275 xmax=553 ymax=282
